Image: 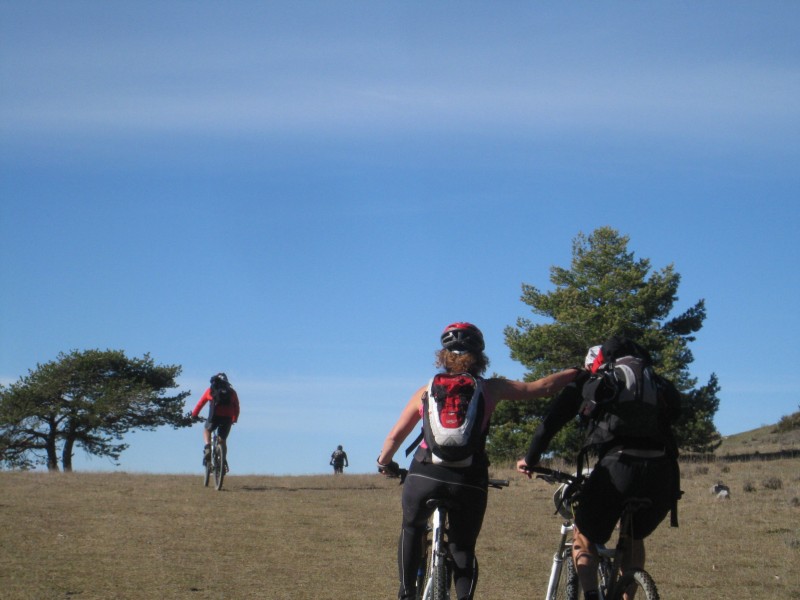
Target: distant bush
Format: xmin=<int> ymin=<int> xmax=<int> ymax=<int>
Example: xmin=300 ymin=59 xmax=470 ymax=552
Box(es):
xmin=762 ymin=477 xmax=783 ymax=490
xmin=720 ymin=465 xmax=730 ymax=474
xmin=773 ymin=407 xmax=800 ymax=433
xmin=694 ymin=465 xmax=709 ymax=476
xmin=743 ymin=480 xmax=757 ymax=493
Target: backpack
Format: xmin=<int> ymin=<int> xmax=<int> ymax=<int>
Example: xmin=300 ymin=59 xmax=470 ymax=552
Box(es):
xmin=580 ymin=354 xmax=663 ymax=447
xmin=579 ymin=337 xmax=683 ymax=526
xmin=211 ymin=379 xmax=232 ymax=406
xmin=414 ymin=372 xmax=486 ymax=467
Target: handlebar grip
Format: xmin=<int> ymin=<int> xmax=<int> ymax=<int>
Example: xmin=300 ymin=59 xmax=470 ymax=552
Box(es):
xmin=527 ymin=466 xmax=576 ymax=484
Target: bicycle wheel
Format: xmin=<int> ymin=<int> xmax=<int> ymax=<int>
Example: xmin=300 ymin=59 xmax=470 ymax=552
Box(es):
xmin=214 ymin=442 xmax=226 ymax=490
xmin=611 ymin=569 xmax=660 ymax=600
xmin=431 ymin=552 xmax=448 ymax=600
xmin=555 ymin=554 xmax=579 ymax=600
xmin=203 ymin=450 xmax=211 ymax=487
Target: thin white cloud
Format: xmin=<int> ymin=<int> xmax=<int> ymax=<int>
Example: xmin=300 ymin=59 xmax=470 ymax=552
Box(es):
xmin=4 ymin=64 xmax=798 ymax=143
xmin=2 ymin=14 xmax=798 ymax=145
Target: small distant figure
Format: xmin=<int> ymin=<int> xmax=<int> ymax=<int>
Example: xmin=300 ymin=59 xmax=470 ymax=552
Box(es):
xmin=711 ymin=482 xmax=731 ymax=499
xmin=330 ymin=445 xmax=349 ymax=474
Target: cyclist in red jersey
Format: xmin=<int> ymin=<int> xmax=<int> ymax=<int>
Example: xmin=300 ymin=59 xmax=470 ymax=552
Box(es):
xmin=191 ymin=373 xmax=240 ymax=467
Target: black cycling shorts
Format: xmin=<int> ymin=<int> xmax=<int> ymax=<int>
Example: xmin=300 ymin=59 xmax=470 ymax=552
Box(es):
xmin=574 ymin=452 xmax=677 ymax=544
xmin=204 ymin=415 xmax=233 ymax=440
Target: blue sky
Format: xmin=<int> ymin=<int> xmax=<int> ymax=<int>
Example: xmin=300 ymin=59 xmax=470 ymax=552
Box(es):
xmin=1 ymin=2 xmax=798 ymax=475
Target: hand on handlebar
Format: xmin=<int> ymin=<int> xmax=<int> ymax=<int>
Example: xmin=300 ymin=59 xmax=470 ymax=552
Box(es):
xmin=516 ymin=457 xmax=539 ymax=478
xmin=377 ymin=460 xmax=401 ymax=478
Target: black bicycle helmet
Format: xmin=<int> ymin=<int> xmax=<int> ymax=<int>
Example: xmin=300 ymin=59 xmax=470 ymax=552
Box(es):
xmin=210 ymin=372 xmax=229 ymax=386
xmin=440 ymin=322 xmax=485 ymax=354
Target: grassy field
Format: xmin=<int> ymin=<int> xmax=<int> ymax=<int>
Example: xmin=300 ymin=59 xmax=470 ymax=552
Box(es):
xmin=1 ymin=458 xmax=798 ymax=599
xmin=717 ymin=422 xmax=800 ymax=455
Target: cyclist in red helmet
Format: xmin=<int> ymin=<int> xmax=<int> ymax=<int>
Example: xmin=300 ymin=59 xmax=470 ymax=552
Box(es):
xmin=377 ymin=323 xmax=583 ymax=600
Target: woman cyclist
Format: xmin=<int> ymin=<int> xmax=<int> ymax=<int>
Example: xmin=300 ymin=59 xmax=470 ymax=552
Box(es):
xmin=377 ymin=322 xmax=582 ymax=600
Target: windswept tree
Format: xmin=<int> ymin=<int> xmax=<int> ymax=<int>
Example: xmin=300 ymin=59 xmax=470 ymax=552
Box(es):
xmin=0 ymin=349 xmax=192 ymax=471
xmin=488 ymin=227 xmax=721 ymax=462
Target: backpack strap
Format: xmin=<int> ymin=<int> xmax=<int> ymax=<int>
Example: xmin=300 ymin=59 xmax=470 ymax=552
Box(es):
xmin=404 ymin=430 xmax=424 ymax=457
xmin=404 ymin=378 xmax=435 ymax=457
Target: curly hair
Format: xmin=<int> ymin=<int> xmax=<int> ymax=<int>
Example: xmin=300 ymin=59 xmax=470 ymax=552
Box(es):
xmin=434 ymin=348 xmax=490 ymax=376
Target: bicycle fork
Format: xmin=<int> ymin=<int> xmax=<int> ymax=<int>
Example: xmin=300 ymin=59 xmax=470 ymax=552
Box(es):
xmin=545 ymin=521 xmax=573 ymax=600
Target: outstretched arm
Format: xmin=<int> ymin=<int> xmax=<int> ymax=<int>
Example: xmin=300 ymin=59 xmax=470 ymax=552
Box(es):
xmin=517 ymin=383 xmax=583 ymax=475
xmin=486 ymin=367 xmax=583 ymax=402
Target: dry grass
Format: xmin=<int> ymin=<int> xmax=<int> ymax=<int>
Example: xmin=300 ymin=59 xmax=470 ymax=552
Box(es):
xmin=1 ymin=459 xmax=799 ymax=599
xmin=717 ymin=423 xmax=800 ymax=455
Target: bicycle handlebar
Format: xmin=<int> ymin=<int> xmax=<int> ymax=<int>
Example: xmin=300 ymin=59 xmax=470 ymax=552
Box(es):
xmin=524 ymin=466 xmax=577 ymax=485
xmin=489 ymin=478 xmax=510 ymax=489
xmin=381 ymin=468 xmax=509 ymax=490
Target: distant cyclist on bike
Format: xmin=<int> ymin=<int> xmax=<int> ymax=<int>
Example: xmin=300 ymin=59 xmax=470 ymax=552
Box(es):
xmin=517 ymin=337 xmax=682 ymax=600
xmin=330 ymin=445 xmax=349 ymax=474
xmin=191 ymin=373 xmax=240 ymax=468
xmin=377 ymin=322 xmax=582 ymax=600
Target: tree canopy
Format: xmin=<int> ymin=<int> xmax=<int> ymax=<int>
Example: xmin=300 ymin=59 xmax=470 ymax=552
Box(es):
xmin=488 ymin=226 xmax=721 ymax=463
xmin=0 ymin=349 xmax=192 ymax=471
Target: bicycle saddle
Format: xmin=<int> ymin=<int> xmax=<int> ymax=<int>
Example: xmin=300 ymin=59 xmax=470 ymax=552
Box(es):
xmin=426 ymin=498 xmax=460 ymax=511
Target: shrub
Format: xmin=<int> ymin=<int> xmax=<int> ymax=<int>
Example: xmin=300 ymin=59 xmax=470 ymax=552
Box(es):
xmin=762 ymin=477 xmax=783 ymax=490
xmin=743 ymin=480 xmax=757 ymax=493
xmin=773 ymin=407 xmax=800 ymax=433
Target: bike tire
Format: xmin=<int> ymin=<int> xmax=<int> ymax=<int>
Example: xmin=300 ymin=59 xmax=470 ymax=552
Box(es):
xmin=214 ymin=442 xmax=226 ymax=491
xmin=431 ymin=553 xmax=448 ymax=600
xmin=611 ymin=569 xmax=660 ymax=600
xmin=556 ymin=554 xmax=579 ymax=600
xmin=203 ymin=456 xmax=211 ymax=487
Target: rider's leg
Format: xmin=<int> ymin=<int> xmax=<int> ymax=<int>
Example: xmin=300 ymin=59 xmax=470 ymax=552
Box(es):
xmin=216 ymin=420 xmax=232 ymax=470
xmin=572 ymin=526 xmax=600 ymax=598
xmin=202 ymin=422 xmax=212 ymax=464
xmin=447 ymin=484 xmax=488 ymax=600
xmin=397 ymin=467 xmax=438 ymax=600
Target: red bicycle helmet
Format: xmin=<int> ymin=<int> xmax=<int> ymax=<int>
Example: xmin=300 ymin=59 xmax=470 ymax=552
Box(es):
xmin=440 ymin=322 xmax=485 ymax=353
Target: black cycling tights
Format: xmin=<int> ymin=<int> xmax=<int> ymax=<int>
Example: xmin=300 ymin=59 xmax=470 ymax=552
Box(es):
xmin=397 ymin=461 xmax=488 ymax=600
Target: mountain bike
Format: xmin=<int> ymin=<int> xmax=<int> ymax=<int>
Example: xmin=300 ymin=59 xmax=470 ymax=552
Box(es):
xmin=529 ymin=466 xmax=660 ymax=600
xmin=203 ymin=430 xmax=227 ymax=491
xmin=414 ymin=477 xmax=509 ymax=600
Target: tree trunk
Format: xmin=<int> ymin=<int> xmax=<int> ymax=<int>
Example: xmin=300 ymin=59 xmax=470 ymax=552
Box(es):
xmin=62 ymin=436 xmax=75 ymax=472
xmin=45 ymin=429 xmax=59 ymax=472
